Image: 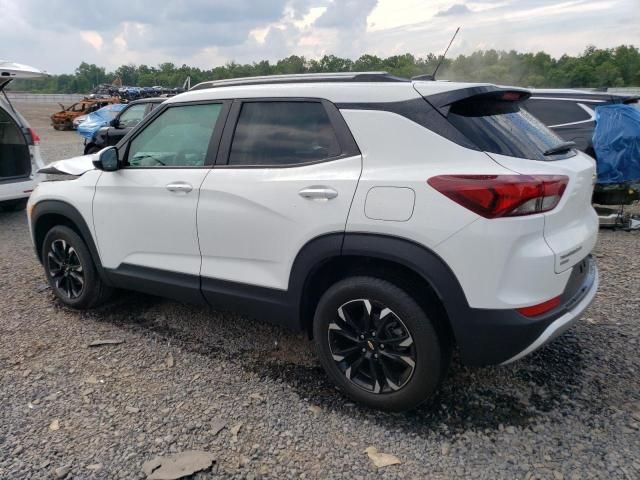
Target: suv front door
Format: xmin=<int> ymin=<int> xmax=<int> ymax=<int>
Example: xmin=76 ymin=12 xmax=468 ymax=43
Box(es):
xmin=197 ymin=99 xmax=362 ymax=297
xmin=92 ymin=101 xmax=228 ymax=301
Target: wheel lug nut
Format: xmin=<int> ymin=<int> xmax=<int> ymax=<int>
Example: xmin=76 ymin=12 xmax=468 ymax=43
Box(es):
xmin=371 ymin=332 xmax=376 ymax=337
xmin=359 ymin=335 xmax=364 ymax=340
xmin=361 ymin=348 xmax=366 ymax=353
xmin=380 ymin=344 xmax=385 ymax=349
xmin=374 ymin=353 xmax=379 ymax=359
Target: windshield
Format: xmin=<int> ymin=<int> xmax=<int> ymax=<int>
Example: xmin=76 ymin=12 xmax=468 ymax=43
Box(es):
xmin=447 ymin=97 xmax=574 ymax=161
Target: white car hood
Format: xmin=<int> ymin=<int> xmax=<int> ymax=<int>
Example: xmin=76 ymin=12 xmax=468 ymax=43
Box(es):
xmin=39 ymin=154 xmax=96 ymax=176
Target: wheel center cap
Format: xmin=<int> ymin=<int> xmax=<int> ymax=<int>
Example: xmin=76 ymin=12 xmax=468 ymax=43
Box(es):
xmin=366 ymin=340 xmax=375 ymax=350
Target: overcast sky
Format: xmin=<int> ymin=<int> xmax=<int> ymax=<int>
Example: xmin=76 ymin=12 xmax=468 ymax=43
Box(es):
xmin=1 ymin=0 xmax=638 ymax=74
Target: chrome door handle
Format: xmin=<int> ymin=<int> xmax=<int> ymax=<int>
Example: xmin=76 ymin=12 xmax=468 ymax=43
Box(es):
xmin=166 ymin=182 xmax=193 ymax=193
xmin=298 ymin=186 xmax=338 ymax=200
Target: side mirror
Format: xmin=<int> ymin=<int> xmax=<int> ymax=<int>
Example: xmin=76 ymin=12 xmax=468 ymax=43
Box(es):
xmin=109 ymin=118 xmax=119 ymax=128
xmin=92 ymin=146 xmax=119 ymax=172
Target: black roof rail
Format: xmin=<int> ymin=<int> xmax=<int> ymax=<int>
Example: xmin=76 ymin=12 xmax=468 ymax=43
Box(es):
xmin=190 ymin=72 xmax=409 ymax=91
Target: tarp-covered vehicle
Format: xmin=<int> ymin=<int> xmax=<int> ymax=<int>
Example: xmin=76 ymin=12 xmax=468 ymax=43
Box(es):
xmin=0 ymin=60 xmax=46 ymax=211
xmin=592 ymin=104 xmax=640 ymax=206
xmin=76 ymin=103 xmax=126 ymax=141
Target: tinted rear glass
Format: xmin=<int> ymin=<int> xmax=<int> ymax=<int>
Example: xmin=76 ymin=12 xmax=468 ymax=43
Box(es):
xmin=447 ymin=98 xmax=574 ymax=161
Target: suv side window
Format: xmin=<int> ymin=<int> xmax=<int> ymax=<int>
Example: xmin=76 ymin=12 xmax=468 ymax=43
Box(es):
xmin=524 ymin=99 xmax=591 ymax=126
xmin=118 ymin=104 xmax=146 ymax=128
xmin=228 ymin=101 xmax=341 ymax=166
xmin=127 ymin=103 xmax=222 ymax=168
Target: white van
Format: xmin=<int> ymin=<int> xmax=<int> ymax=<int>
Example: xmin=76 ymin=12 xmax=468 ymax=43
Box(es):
xmin=0 ymin=61 xmax=46 ymax=211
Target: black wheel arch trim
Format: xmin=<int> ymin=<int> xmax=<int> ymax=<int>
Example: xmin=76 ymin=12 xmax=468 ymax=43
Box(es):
xmin=30 ymin=200 xmax=111 ymax=285
xmin=304 ymin=232 xmax=559 ymax=366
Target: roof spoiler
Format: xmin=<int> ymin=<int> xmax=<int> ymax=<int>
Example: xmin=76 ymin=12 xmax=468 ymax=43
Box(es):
xmin=423 ymin=86 xmax=531 ymax=116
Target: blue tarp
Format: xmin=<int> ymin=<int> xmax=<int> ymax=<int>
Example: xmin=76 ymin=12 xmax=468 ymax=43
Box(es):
xmin=77 ymin=104 xmax=126 ymax=140
xmin=592 ymin=104 xmax=640 ymax=184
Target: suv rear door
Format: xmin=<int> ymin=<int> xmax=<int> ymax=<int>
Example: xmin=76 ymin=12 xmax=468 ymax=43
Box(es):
xmin=197 ymin=99 xmax=362 ymax=294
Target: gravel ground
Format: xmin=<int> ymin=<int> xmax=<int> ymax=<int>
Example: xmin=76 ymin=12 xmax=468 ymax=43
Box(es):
xmin=0 ymin=103 xmax=639 ymax=479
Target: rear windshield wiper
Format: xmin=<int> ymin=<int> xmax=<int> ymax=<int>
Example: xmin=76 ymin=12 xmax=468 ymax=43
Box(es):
xmin=543 ymin=141 xmax=576 ymax=156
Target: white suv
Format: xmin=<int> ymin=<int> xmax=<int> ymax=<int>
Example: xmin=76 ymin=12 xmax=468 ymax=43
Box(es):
xmin=28 ymin=73 xmax=599 ymax=411
xmin=1 ymin=61 xmax=46 ymax=211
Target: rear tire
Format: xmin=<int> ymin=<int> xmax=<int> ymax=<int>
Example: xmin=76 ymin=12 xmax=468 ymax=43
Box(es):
xmin=0 ymin=199 xmax=28 ymax=212
xmin=313 ymin=276 xmax=448 ymax=411
xmin=42 ymin=226 xmax=112 ymax=309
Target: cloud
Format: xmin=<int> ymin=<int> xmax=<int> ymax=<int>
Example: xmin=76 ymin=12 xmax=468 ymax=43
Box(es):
xmin=314 ymin=0 xmax=378 ymax=28
xmin=79 ymin=31 xmax=104 ymax=50
xmin=0 ymin=0 xmax=637 ymax=74
xmin=435 ymin=4 xmax=472 ymax=16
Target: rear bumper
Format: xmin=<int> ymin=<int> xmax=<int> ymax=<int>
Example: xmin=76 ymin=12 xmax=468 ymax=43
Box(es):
xmin=0 ymin=177 xmax=36 ymax=202
xmin=457 ymin=255 xmax=597 ymax=365
xmin=500 ymin=262 xmax=598 ymax=364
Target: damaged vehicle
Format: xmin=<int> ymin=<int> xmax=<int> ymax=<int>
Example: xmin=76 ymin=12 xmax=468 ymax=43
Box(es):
xmin=51 ymin=97 xmax=119 ymax=131
xmin=76 ymin=103 xmax=127 ymax=145
xmin=29 ymin=73 xmax=598 ymax=411
xmin=0 ymin=60 xmax=46 ymax=211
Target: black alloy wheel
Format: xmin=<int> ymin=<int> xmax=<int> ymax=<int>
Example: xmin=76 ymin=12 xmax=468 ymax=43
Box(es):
xmin=328 ymin=298 xmax=416 ymax=394
xmin=313 ymin=276 xmax=448 ymax=411
xmin=47 ymin=238 xmax=85 ymax=299
xmin=42 ymin=225 xmax=112 ymax=309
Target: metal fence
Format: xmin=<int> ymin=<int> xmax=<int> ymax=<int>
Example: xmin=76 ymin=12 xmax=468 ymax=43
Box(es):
xmin=6 ymin=93 xmax=85 ymax=103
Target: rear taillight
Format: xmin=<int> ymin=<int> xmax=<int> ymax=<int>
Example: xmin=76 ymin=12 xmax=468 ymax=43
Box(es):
xmin=516 ymin=296 xmax=561 ymax=317
xmin=28 ymin=128 xmax=40 ymax=145
xmin=427 ymin=175 xmax=568 ymax=219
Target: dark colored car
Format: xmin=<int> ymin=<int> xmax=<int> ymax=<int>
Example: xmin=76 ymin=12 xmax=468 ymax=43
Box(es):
xmin=523 ymin=89 xmax=639 ymax=156
xmin=84 ymin=98 xmax=164 ymax=154
xmin=523 ymin=89 xmax=640 ymax=206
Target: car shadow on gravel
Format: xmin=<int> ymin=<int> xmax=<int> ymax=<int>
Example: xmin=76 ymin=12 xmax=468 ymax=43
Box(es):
xmin=70 ymin=290 xmax=593 ymax=437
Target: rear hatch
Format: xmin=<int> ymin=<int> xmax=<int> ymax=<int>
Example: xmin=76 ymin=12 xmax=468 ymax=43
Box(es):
xmin=0 ymin=61 xmax=48 ymax=180
xmin=415 ymin=83 xmax=598 ymax=273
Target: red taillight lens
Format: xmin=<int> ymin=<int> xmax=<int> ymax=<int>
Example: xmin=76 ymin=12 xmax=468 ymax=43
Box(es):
xmin=427 ymin=175 xmax=568 ymax=219
xmin=28 ymin=128 xmax=40 ymax=145
xmin=516 ymin=296 xmax=561 ymax=317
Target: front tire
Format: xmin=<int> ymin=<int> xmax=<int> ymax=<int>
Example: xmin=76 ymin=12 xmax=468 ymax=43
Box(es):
xmin=313 ymin=276 xmax=448 ymax=411
xmin=42 ymin=226 xmax=112 ymax=309
xmin=84 ymin=144 xmax=101 ymax=155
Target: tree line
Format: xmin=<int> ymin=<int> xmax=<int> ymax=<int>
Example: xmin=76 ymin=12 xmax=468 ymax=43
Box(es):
xmin=9 ymin=45 xmax=639 ymax=94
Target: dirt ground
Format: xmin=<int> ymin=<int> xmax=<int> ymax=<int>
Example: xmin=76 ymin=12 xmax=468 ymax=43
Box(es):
xmin=0 ymin=102 xmax=638 ymax=479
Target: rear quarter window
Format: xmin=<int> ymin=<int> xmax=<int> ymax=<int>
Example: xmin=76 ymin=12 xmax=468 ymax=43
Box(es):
xmin=447 ymin=98 xmax=574 ymax=161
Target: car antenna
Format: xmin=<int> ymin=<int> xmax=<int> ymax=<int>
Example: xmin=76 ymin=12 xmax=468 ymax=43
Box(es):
xmin=412 ymin=27 xmax=460 ymax=81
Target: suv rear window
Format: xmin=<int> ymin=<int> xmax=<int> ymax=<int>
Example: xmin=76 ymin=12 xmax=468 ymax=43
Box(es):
xmin=228 ymin=101 xmax=341 ymax=166
xmin=447 ymin=97 xmax=574 ymax=161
